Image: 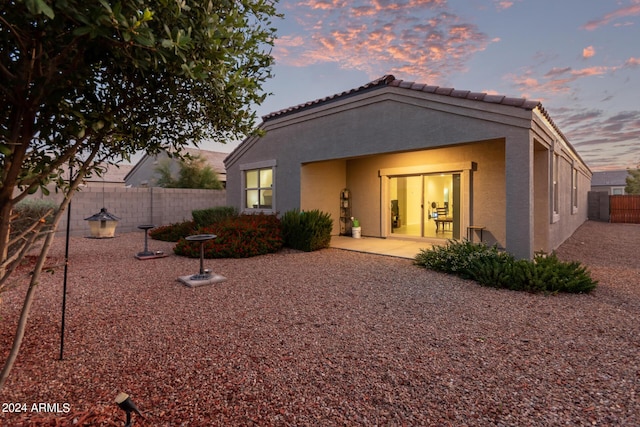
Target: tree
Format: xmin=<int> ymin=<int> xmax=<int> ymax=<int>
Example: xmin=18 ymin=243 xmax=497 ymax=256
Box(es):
xmin=0 ymin=0 xmax=278 ymax=389
xmin=625 ymin=167 xmax=640 ymax=194
xmin=155 ymin=155 xmax=224 ymax=189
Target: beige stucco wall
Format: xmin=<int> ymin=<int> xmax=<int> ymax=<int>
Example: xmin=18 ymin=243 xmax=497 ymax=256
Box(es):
xmin=340 ymin=139 xmax=507 ymax=247
xmin=300 ymin=160 xmax=346 ymax=235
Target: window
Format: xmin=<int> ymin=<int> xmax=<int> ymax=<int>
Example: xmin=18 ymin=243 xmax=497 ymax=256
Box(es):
xmin=244 ymin=167 xmax=273 ymax=210
xmin=571 ymin=167 xmax=578 ymax=213
xmin=553 ymin=153 xmax=559 ymax=216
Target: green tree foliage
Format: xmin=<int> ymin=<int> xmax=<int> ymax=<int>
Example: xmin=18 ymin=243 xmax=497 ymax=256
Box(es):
xmin=625 ymin=167 xmax=640 ymax=194
xmin=154 ymin=155 xmax=224 ymax=189
xmin=0 ymin=0 xmax=279 ymax=389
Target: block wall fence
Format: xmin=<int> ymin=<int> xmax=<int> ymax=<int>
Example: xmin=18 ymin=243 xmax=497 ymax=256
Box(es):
xmin=30 ymin=187 xmax=226 ymax=237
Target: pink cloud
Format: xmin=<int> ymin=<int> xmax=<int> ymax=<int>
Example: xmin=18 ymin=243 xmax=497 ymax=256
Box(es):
xmin=570 ymin=66 xmax=609 ymax=77
xmin=582 ymin=45 xmax=596 ymax=59
xmin=582 ymin=4 xmax=640 ymax=30
xmin=275 ymin=0 xmax=488 ymax=82
xmin=624 ymin=57 xmax=640 ymax=67
xmin=494 ymin=1 xmax=514 ymax=11
xmin=509 ymin=60 xmax=625 ymax=99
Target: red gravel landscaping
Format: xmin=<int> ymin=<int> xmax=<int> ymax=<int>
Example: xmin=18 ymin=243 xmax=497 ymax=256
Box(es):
xmin=1 ymin=220 xmax=639 ymax=426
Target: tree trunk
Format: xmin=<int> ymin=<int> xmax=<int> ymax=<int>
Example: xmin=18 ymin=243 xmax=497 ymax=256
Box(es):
xmin=0 ymin=211 xmax=60 ymax=390
xmin=0 ymin=148 xmax=97 ymax=391
xmin=0 ymin=202 xmax=13 ymax=280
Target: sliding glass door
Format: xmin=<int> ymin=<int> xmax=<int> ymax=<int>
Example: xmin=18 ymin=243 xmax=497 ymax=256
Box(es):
xmin=390 ymin=173 xmax=460 ymax=238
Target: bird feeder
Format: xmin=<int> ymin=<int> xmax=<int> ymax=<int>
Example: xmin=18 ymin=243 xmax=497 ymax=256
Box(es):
xmin=84 ymin=207 xmax=120 ymax=238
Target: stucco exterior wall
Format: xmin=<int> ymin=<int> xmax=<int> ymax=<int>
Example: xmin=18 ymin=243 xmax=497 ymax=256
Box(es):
xmin=546 ymin=151 xmax=590 ymax=251
xmin=228 ymin=89 xmax=532 ymax=214
xmin=300 ymin=160 xmax=347 ymax=235
xmin=226 ymin=84 xmax=592 ymax=258
xmin=341 ymin=139 xmax=506 ymax=246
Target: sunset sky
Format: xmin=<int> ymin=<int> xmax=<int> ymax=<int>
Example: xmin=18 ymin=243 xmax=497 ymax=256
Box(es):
xmin=213 ymin=0 xmax=640 ymax=171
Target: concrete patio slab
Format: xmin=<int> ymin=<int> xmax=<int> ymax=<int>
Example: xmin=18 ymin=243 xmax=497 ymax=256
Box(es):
xmin=330 ymin=235 xmax=439 ymax=259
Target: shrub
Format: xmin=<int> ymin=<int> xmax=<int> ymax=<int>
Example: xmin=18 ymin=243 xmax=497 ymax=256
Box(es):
xmin=149 ymin=221 xmax=196 ymax=242
xmin=469 ymin=253 xmax=518 ymax=289
xmin=281 ymin=209 xmax=333 ymax=252
xmin=192 ymin=206 xmax=238 ymax=228
xmin=415 ymin=240 xmax=597 ymax=294
xmin=414 ymin=239 xmax=503 ymax=279
xmin=174 ymin=213 xmax=282 ymax=258
xmin=530 ymin=253 xmax=598 ymax=294
xmin=11 ymin=199 xmax=58 ymax=236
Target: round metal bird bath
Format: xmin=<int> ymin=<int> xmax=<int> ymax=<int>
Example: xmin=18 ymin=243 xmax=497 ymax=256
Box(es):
xmin=134 ymin=224 xmax=167 ymax=260
xmin=185 ymin=234 xmax=217 ymax=280
xmin=136 ymin=224 xmax=156 ymax=257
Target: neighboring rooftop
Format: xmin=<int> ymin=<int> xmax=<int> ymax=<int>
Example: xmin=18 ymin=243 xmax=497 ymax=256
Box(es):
xmin=86 ymin=164 xmax=134 ymax=184
xmin=591 ymin=170 xmax=629 ymax=186
xmin=124 ymin=147 xmax=228 ymax=187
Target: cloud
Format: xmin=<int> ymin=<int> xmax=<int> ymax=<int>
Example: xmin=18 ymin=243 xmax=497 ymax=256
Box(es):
xmin=544 ymin=67 xmax=572 ymax=78
xmin=582 ymin=4 xmax=640 ymax=30
xmin=624 ymin=57 xmax=640 ymax=68
xmin=494 ymin=1 xmax=514 ymax=11
xmin=509 ymin=62 xmax=621 ymax=99
xmin=582 ymin=45 xmax=596 ymax=58
xmin=550 ymin=106 xmax=640 ymax=170
xmin=274 ymin=0 xmax=489 ymax=82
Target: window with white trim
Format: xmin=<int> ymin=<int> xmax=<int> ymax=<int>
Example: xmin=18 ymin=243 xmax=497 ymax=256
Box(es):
xmin=553 ymin=153 xmax=559 ymax=216
xmin=571 ymin=167 xmax=578 ymax=213
xmin=244 ymin=167 xmax=273 ymax=210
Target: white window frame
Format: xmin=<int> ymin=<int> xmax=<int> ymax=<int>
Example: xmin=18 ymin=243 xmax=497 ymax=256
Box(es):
xmin=240 ymin=160 xmax=276 ymax=213
xmin=571 ymin=163 xmax=578 ymax=214
xmin=552 ymin=151 xmax=560 ymax=222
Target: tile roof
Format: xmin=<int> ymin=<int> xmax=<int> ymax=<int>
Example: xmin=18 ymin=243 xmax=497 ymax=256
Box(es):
xmin=259 ymin=75 xmax=583 ymax=169
xmin=262 ymin=74 xmax=542 ymax=121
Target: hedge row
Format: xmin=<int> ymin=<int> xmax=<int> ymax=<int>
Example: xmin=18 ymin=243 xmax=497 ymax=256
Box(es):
xmin=414 ymin=240 xmax=597 ymax=294
xmin=150 ymin=207 xmax=333 ymax=259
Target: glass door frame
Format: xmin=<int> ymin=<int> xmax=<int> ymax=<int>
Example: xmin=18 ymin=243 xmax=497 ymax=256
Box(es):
xmin=379 ymin=162 xmax=476 ymax=240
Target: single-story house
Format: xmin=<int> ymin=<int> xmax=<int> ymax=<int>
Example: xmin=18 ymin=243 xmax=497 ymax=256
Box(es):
xmin=125 ymin=147 xmax=227 ymax=188
xmin=590 ymin=170 xmax=628 ymax=195
xmin=224 ymin=75 xmax=592 ymax=259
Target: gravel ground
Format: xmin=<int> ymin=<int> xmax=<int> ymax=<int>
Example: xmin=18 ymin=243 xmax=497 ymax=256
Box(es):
xmin=0 ymin=220 xmax=639 ymax=426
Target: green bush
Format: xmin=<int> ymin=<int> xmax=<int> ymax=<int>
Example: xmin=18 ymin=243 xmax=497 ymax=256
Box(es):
xmin=174 ymin=213 xmax=282 ymax=258
xmin=413 ymin=239 xmax=503 ymax=279
xmin=530 ymin=253 xmax=598 ymax=294
xmin=281 ymin=209 xmax=333 ymax=252
xmin=192 ymin=206 xmax=238 ymax=228
xmin=415 ymin=240 xmax=597 ymax=294
xmin=149 ymin=221 xmax=196 ymax=242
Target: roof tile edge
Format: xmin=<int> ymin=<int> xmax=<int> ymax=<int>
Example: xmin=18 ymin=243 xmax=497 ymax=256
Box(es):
xmin=261 ymin=75 xmax=542 ymax=121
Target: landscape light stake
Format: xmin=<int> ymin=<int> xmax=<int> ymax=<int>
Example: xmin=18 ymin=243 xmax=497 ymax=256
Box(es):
xmin=115 ymin=392 xmax=144 ymax=427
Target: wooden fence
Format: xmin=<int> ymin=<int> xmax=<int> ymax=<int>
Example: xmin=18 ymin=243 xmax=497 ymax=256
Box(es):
xmin=609 ymin=195 xmax=640 ymax=224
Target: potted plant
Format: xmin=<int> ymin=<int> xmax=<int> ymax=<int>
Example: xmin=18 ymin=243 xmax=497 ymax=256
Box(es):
xmin=351 ymin=217 xmax=361 ymax=238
